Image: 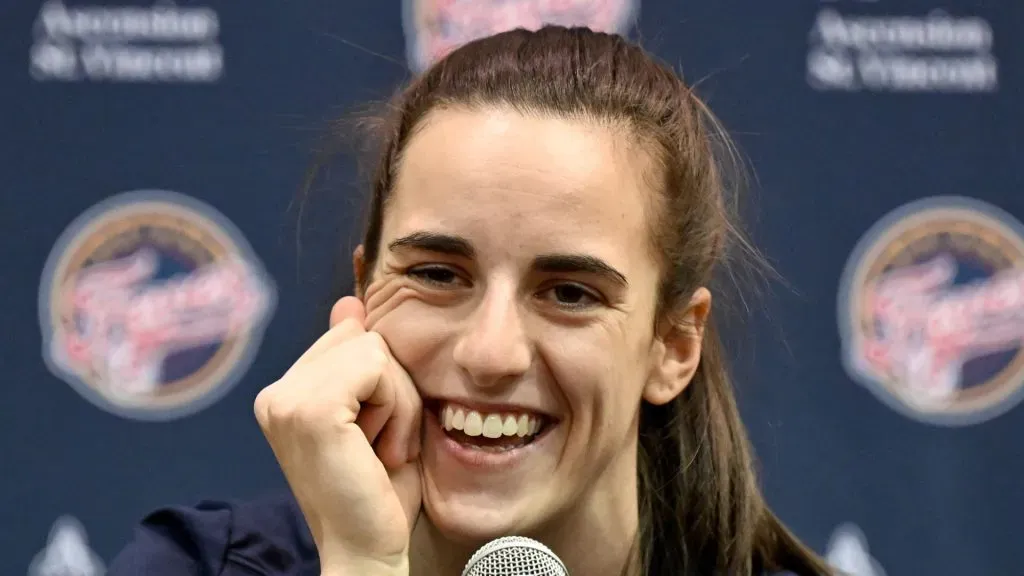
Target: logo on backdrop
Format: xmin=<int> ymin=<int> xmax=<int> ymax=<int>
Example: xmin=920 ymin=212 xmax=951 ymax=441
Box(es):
xmin=838 ymin=196 xmax=1024 ymax=426
xmin=403 ymin=0 xmax=639 ymax=72
xmin=28 ymin=516 xmax=105 ymax=576
xmin=39 ymin=190 xmax=276 ymax=421
xmin=806 ymin=0 xmax=998 ymax=93
xmin=825 ymin=523 xmax=887 ymax=576
xmin=30 ymin=1 xmax=224 ymax=83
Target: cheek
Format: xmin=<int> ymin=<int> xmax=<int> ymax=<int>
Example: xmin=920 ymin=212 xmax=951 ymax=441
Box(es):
xmin=364 ymin=278 xmax=453 ymax=380
xmin=541 ymin=322 xmax=650 ymax=437
xmin=362 ymin=275 xmax=414 ymax=326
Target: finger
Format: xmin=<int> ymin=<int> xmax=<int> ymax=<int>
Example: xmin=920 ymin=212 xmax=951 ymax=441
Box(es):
xmin=330 ymin=296 xmax=365 ymax=328
xmin=257 ymin=332 xmax=390 ymax=431
xmin=373 ymin=345 xmax=423 ymax=469
xmin=355 ymin=403 xmax=392 ymax=448
xmin=399 ymin=357 xmax=423 ymax=462
xmin=338 ymin=332 xmax=421 ymax=467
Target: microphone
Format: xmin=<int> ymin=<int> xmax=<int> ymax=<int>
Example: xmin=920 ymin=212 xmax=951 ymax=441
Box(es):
xmin=461 ymin=536 xmax=568 ymax=576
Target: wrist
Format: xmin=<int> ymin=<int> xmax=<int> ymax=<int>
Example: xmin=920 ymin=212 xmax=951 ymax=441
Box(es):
xmin=320 ymin=553 xmax=409 ymax=576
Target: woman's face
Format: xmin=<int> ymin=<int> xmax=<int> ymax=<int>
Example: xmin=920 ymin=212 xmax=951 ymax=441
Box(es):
xmin=358 ymin=107 xmax=705 ymax=543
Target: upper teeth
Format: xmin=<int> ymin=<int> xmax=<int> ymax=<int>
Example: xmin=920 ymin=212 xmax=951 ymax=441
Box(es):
xmin=442 ymin=404 xmax=543 ymax=438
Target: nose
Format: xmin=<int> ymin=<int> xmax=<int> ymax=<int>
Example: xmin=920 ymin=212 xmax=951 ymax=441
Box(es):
xmin=452 ymin=283 xmax=532 ymax=388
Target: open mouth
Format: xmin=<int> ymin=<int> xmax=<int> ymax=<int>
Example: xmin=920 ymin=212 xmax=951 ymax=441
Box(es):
xmin=429 ymin=400 xmax=551 ymax=453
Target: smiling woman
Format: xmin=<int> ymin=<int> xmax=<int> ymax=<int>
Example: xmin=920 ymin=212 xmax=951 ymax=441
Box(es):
xmin=106 ymin=25 xmax=833 ymax=576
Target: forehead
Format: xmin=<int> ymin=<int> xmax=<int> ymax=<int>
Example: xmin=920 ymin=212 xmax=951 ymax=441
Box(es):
xmin=387 ymin=107 xmax=657 ymax=268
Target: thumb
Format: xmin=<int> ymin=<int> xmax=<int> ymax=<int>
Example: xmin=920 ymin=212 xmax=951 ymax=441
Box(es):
xmin=330 ymin=296 xmax=366 ymax=328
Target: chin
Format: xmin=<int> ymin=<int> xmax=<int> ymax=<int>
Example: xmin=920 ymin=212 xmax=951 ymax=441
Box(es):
xmin=417 ymin=403 xmax=568 ymax=543
xmin=423 ymin=493 xmax=540 ymax=545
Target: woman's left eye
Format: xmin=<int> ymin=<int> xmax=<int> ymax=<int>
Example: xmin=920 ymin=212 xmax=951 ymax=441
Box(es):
xmin=543 ymin=283 xmax=601 ymax=309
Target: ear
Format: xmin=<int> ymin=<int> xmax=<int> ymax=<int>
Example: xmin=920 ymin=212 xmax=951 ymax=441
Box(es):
xmin=352 ymin=244 xmax=366 ymax=299
xmin=644 ymin=287 xmax=712 ymax=405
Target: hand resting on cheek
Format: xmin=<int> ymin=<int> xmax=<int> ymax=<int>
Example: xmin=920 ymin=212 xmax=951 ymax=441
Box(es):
xmin=253 ymin=295 xmax=424 ymax=576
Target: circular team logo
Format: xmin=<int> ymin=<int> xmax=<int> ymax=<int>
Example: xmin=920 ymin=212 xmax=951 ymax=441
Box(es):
xmin=39 ymin=190 xmax=276 ymax=421
xmin=403 ymin=0 xmax=639 ymax=73
xmin=838 ymin=196 xmax=1024 ymax=426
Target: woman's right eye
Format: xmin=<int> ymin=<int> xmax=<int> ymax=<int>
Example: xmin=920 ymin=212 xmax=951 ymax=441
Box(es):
xmin=406 ymin=265 xmax=463 ymax=287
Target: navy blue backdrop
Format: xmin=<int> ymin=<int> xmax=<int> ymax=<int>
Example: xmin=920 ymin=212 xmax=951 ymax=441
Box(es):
xmin=3 ymin=1 xmax=1023 ymax=575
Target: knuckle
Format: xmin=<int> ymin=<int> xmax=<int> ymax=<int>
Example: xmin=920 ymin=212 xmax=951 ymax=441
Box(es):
xmin=358 ymin=332 xmax=390 ymax=368
xmin=253 ymin=381 xmax=303 ymax=425
xmin=253 ymin=386 xmax=275 ymax=425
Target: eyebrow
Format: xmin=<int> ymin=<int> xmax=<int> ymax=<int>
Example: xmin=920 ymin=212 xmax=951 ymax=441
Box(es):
xmin=533 ymin=254 xmax=629 ymax=288
xmin=388 ymin=231 xmax=628 ymax=288
xmin=388 ymin=231 xmax=475 ymax=259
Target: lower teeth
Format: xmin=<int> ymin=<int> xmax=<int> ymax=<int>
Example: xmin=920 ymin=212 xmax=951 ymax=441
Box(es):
xmin=458 ymin=438 xmax=532 ymax=452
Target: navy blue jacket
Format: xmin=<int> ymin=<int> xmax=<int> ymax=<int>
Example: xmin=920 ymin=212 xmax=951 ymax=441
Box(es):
xmin=107 ymin=491 xmax=802 ymax=575
xmin=108 ymin=492 xmax=319 ymax=576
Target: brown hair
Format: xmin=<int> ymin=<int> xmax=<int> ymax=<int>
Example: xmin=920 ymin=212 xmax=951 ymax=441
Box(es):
xmin=315 ymin=25 xmax=831 ymax=576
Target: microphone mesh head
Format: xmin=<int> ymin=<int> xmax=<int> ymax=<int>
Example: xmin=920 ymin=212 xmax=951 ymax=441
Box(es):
xmin=461 ymin=536 xmax=568 ymax=576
